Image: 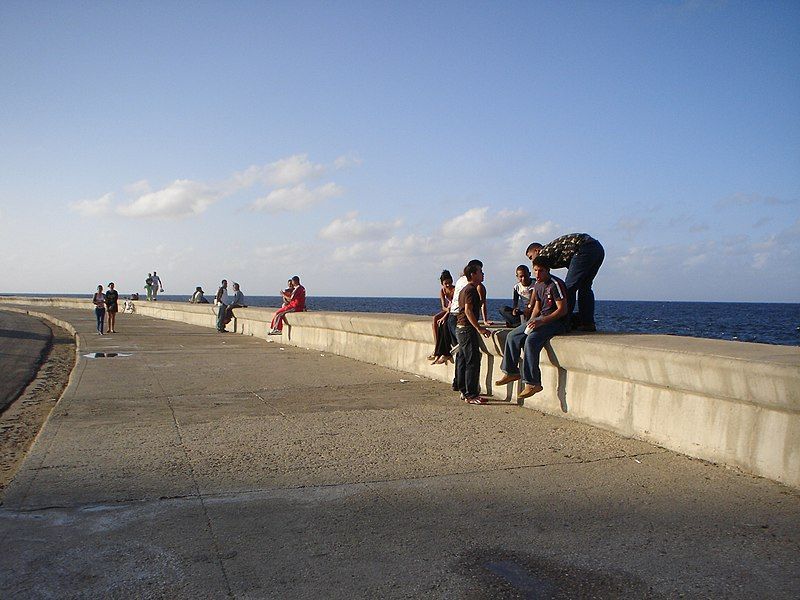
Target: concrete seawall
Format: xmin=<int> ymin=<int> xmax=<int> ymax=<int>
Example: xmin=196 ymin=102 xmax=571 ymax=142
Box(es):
xmin=2 ymin=296 xmax=798 ymax=489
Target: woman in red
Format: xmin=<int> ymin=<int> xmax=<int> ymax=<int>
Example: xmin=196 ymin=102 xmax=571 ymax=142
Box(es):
xmin=269 ymin=276 xmax=305 ymax=334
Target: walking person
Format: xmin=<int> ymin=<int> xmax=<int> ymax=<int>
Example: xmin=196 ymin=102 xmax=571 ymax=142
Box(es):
xmin=526 ymin=233 xmax=604 ymax=331
xmin=92 ymin=285 xmax=106 ymax=335
xmin=144 ymin=273 xmax=153 ymax=301
xmin=215 ymin=279 xmax=229 ymax=332
xmin=454 ymin=263 xmax=492 ymax=404
xmin=151 ymin=271 xmax=163 ymax=300
xmin=105 ymin=282 xmax=119 ymax=333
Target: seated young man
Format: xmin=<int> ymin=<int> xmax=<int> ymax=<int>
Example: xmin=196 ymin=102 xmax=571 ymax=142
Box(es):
xmin=495 ymin=256 xmax=568 ymax=402
xmin=499 ymin=264 xmax=534 ymax=327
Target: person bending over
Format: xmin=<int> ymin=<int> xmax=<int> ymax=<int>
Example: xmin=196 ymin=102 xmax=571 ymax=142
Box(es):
xmin=495 ymin=256 xmax=568 ymax=402
xmin=526 ymin=233 xmax=604 ymax=331
xmin=499 ymin=264 xmax=534 ymax=327
xmin=270 ymin=276 xmax=306 ymax=334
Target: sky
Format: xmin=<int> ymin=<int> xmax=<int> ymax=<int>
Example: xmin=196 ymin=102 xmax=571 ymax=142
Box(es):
xmin=1 ymin=0 xmax=798 ymax=302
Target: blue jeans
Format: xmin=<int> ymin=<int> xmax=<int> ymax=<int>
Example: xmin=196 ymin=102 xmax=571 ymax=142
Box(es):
xmin=521 ymin=320 xmax=566 ymax=386
xmin=455 ymin=326 xmax=481 ymax=397
xmin=499 ymin=305 xmax=522 ymax=327
xmin=564 ymin=238 xmax=605 ymax=326
xmin=500 ymin=322 xmax=528 ymax=376
xmin=216 ymin=304 xmax=227 ymax=331
xmin=94 ymin=307 xmax=105 ymax=333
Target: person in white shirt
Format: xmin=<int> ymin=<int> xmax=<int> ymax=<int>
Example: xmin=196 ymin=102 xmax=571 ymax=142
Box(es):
xmin=499 ymin=265 xmax=535 ymax=327
xmin=151 ymin=271 xmax=163 ymax=300
xmin=215 ymin=280 xmax=229 ymax=332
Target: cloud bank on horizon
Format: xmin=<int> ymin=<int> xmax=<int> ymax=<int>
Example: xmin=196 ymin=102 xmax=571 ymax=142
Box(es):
xmin=0 ymin=2 xmax=798 ymax=302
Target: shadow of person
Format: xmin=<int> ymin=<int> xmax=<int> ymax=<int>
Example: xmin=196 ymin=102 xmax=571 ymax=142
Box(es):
xmin=544 ymin=342 xmax=568 ymax=413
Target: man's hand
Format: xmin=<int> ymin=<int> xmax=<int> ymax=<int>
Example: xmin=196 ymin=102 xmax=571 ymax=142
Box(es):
xmin=480 ymin=327 xmax=491 ymax=338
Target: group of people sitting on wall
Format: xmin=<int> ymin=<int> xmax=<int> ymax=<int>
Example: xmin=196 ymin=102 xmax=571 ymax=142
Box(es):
xmin=429 ymin=232 xmax=604 ymax=405
xmin=198 ymin=276 xmax=306 ymax=334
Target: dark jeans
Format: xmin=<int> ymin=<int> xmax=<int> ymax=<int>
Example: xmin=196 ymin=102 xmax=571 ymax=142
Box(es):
xmin=499 ymin=305 xmax=522 ymax=327
xmin=522 ymin=320 xmax=566 ymax=386
xmin=94 ymin=307 xmax=105 ymax=333
xmin=216 ymin=304 xmax=227 ymax=331
xmin=565 ymin=238 xmax=605 ymax=327
xmin=455 ymin=326 xmax=481 ymax=397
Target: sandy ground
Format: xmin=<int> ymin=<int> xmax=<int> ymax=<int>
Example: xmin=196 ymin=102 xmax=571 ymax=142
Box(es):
xmin=0 ymin=320 xmax=75 ymax=498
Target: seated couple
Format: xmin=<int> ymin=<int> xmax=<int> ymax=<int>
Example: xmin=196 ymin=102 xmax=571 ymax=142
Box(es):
xmin=269 ymin=276 xmax=306 ymax=335
xmin=495 ymin=256 xmax=569 ymax=403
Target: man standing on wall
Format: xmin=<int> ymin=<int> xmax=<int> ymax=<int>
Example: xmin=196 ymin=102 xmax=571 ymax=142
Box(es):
xmin=526 ymin=233 xmax=604 ymax=331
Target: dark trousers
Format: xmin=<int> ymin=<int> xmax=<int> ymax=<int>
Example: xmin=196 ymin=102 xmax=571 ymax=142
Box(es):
xmin=433 ymin=319 xmax=453 ymax=356
xmin=499 ymin=305 xmax=522 ymax=327
xmin=94 ymin=307 xmax=105 ymax=333
xmin=565 ymin=239 xmax=605 ymax=327
xmin=216 ymin=304 xmax=227 ymax=331
xmin=455 ymin=326 xmax=481 ymax=397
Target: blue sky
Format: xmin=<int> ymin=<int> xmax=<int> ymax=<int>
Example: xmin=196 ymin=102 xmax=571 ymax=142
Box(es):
xmin=1 ymin=1 xmax=798 ymax=301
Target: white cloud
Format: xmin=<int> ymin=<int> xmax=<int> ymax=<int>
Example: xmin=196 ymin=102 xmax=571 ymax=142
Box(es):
xmin=716 ymin=192 xmax=796 ymax=208
xmin=333 ymin=153 xmax=363 ymax=170
xmin=117 ymin=180 xmax=223 ymax=219
xmin=318 ymin=211 xmax=402 ymax=241
xmin=124 ymin=179 xmax=152 ymax=196
xmin=69 ymin=193 xmax=113 ymax=217
xmin=251 ymin=182 xmax=343 ymax=213
xmin=441 ymin=207 xmax=526 ymax=239
xmin=233 ymin=154 xmax=328 ymax=189
xmin=614 ymin=217 xmax=648 ymax=238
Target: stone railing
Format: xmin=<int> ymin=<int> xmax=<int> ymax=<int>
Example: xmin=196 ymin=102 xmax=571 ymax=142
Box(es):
xmin=2 ymin=296 xmax=798 ymax=489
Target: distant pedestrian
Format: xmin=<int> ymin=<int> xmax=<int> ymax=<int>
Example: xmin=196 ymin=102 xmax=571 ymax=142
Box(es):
xmin=269 ymin=276 xmax=305 ymax=334
xmin=151 ymin=271 xmax=163 ymax=300
xmin=215 ymin=280 xmax=229 ymax=332
xmin=105 ymin=282 xmax=119 ymax=333
xmin=224 ymin=282 xmax=245 ymax=325
xmin=190 ymin=287 xmax=208 ymax=303
xmin=526 ymin=233 xmax=604 ymax=331
xmin=144 ymin=273 xmax=153 ymax=301
xmin=92 ymin=285 xmax=106 ymax=335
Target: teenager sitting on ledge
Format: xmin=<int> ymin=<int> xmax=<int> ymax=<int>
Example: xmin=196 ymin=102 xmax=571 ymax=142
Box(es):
xmin=269 ymin=276 xmax=305 ymax=334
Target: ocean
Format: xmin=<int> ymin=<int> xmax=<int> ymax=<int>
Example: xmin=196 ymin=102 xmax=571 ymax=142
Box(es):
xmin=5 ymin=295 xmax=799 ymax=347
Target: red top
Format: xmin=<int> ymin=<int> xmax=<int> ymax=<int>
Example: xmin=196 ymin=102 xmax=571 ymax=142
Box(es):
xmin=288 ymin=285 xmax=306 ymax=311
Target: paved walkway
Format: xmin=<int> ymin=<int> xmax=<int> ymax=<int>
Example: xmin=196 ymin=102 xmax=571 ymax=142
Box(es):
xmin=1 ymin=308 xmax=798 ymax=599
xmin=0 ymin=310 xmax=52 ymax=412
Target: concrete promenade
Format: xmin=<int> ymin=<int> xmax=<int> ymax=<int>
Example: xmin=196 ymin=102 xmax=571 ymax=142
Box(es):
xmin=1 ymin=307 xmax=798 ymax=598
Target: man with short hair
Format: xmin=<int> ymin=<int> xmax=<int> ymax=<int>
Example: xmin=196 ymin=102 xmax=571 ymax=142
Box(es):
xmin=224 ymin=282 xmax=245 ymax=326
xmin=496 ymin=256 xmax=568 ymax=402
xmin=455 ymin=263 xmax=492 ymax=404
xmin=215 ymin=279 xmax=229 ymax=332
xmin=526 ymin=233 xmax=604 ymax=331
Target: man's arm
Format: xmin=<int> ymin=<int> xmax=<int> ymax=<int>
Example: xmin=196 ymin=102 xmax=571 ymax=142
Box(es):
xmin=464 ymin=295 xmax=491 ymax=338
xmin=477 ymin=283 xmax=489 ymax=323
xmin=529 ymin=298 xmax=567 ymax=329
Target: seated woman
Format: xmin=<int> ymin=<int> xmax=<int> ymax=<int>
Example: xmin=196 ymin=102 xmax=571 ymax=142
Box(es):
xmin=190 ymin=286 xmax=209 ymax=303
xmin=428 ymin=270 xmax=455 ymax=364
xmin=499 ymin=265 xmax=534 ymax=327
xmin=269 ymin=276 xmax=306 ymax=334
xmin=280 ymin=279 xmax=294 ymax=307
